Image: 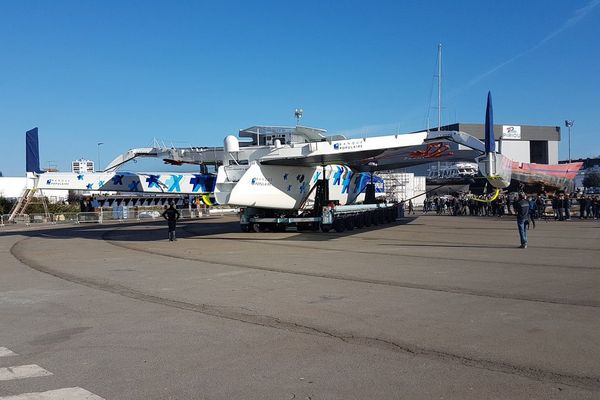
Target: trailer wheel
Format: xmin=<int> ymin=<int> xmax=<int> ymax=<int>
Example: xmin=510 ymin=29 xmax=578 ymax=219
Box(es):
xmin=364 ymin=212 xmax=372 ymax=227
xmin=385 ymin=208 xmax=393 ymax=223
xmin=297 ymin=222 xmax=309 ymax=232
xmin=240 ymin=224 xmax=251 ymax=232
xmin=371 ymin=211 xmax=379 ymax=225
xmin=274 ymin=223 xmax=286 ymax=232
xmin=333 ymin=218 xmax=345 ymax=233
xmin=344 ymin=217 xmax=354 ymax=230
xmin=355 ymin=213 xmax=364 ymax=229
xmin=377 ymin=210 xmax=385 ymax=225
xmin=320 ymin=224 xmax=332 ymax=233
xmin=251 ymin=223 xmax=262 ymax=233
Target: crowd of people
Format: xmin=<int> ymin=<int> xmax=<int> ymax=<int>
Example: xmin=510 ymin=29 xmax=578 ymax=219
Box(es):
xmin=420 ymin=191 xmax=600 ymax=220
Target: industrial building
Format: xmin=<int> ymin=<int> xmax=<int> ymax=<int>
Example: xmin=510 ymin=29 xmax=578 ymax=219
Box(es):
xmin=433 ymin=123 xmax=560 ymax=164
xmin=403 ymin=123 xmax=561 ymax=179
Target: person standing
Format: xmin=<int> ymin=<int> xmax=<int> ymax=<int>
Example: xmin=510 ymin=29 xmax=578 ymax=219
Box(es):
xmin=528 ymin=196 xmax=537 ymax=229
xmin=162 ymin=202 xmax=181 ymax=241
xmin=506 ymin=194 xmax=512 ymax=215
xmin=585 ymin=195 xmax=593 ymax=219
xmin=536 ymin=193 xmax=548 ymax=222
xmin=551 ymin=195 xmax=559 ymax=220
xmin=514 ymin=193 xmax=530 ymax=248
xmin=408 ymin=199 xmax=414 ymax=215
xmin=578 ymin=195 xmax=586 ymax=219
xmin=564 ymin=193 xmax=571 ymax=220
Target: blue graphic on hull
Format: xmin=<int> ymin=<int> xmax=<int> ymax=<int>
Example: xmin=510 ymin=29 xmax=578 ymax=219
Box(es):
xmin=332 ymin=167 xmax=344 ymax=185
xmin=128 ymin=180 xmax=140 ymax=192
xmin=342 ymin=171 xmax=353 ymax=194
xmin=166 ymin=175 xmax=183 ymax=192
xmin=352 ymin=173 xmax=385 ymax=194
xmin=146 ymin=175 xmax=161 ymax=189
xmin=112 ymin=175 xmax=124 ymax=185
xmin=190 ymin=174 xmax=216 ymax=193
xmin=299 ymin=182 xmax=308 ymax=193
xmin=354 ymin=173 xmax=369 ymax=193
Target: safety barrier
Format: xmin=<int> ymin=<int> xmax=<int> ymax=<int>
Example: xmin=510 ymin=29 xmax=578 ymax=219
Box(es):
xmin=53 ymin=213 xmax=80 ymax=224
xmin=0 ymin=207 xmax=240 ymax=228
xmin=1 ymin=214 xmax=31 ymax=226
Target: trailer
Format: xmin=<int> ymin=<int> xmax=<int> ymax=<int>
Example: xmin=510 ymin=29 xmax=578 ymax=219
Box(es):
xmin=238 ymin=179 xmax=402 ymax=233
xmin=240 ymin=203 xmax=401 ymax=233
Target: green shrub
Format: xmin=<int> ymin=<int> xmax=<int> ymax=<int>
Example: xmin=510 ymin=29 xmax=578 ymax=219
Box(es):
xmin=0 ymin=197 xmax=15 ymax=214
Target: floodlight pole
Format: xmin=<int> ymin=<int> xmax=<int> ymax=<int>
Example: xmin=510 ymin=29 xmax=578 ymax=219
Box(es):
xmin=295 ymin=108 xmax=303 ymax=126
xmin=565 ymin=120 xmax=574 ymax=163
xmin=97 ymin=142 xmax=104 ymax=172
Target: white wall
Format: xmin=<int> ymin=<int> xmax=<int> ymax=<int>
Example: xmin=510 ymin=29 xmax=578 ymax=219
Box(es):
xmin=499 ymin=140 xmax=530 ymax=163
xmin=548 ymin=141 xmax=559 ymax=164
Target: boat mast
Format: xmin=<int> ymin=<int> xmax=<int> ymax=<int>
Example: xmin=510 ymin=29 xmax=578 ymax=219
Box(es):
xmin=437 ymin=43 xmax=442 ymax=132
xmin=437 ymin=43 xmax=442 ymax=174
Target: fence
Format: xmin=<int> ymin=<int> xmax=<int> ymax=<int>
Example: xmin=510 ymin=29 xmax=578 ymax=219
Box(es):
xmin=0 ymin=207 xmax=240 ymax=228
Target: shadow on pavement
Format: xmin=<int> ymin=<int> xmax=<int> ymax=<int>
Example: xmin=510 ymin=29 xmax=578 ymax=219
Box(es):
xmin=1 ymin=216 xmax=421 ymax=243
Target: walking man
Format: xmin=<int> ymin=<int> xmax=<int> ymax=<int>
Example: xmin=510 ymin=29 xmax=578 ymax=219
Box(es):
xmin=162 ymin=202 xmax=181 ymax=241
xmin=514 ymin=193 xmax=530 ymax=248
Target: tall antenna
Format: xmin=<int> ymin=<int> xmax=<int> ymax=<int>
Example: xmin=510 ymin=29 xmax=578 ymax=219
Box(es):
xmin=437 ymin=43 xmax=442 ymax=132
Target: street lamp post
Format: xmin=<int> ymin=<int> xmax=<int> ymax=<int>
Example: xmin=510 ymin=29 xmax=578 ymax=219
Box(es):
xmin=564 ymin=120 xmax=574 ymax=163
xmin=97 ymin=142 xmax=104 ymax=172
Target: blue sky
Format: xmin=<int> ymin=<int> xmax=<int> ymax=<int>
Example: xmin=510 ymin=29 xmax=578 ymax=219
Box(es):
xmin=1 ymin=0 xmax=599 ymax=175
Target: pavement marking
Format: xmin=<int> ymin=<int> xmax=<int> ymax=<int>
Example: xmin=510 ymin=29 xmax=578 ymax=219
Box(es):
xmin=0 ymin=387 xmax=104 ymax=399
xmin=0 ymin=347 xmax=18 ymax=357
xmin=0 ymin=365 xmax=53 ymax=381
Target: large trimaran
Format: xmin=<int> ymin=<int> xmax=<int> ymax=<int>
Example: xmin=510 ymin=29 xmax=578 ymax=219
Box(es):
xmin=26 ymin=93 xmax=582 ymax=231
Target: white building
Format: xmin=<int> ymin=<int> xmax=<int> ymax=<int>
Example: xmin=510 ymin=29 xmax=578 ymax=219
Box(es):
xmin=0 ymin=177 xmax=68 ymax=202
xmin=72 ymin=159 xmax=95 ymax=173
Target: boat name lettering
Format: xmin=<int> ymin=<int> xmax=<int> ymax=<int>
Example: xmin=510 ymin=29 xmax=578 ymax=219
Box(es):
xmin=45 ymin=178 xmax=71 ymax=186
xmin=250 ymin=177 xmax=272 ymax=186
xmin=333 ymin=140 xmax=364 ymax=151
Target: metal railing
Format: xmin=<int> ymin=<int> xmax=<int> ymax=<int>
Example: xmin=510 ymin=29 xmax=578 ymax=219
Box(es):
xmin=0 ymin=207 xmax=240 ymax=228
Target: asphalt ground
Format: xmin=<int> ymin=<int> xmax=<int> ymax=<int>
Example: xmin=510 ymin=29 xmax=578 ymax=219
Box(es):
xmin=0 ymin=214 xmax=599 ymax=399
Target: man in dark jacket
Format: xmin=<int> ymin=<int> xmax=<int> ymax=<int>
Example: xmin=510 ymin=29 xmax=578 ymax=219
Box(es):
xmin=579 ymin=196 xmax=587 ymax=219
xmin=162 ymin=203 xmax=181 ymax=241
xmin=563 ymin=194 xmax=571 ymax=220
xmin=514 ymin=193 xmax=530 ymax=248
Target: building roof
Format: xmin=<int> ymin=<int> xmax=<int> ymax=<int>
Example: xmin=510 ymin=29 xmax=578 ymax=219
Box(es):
xmin=428 ymin=123 xmax=560 ymax=141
